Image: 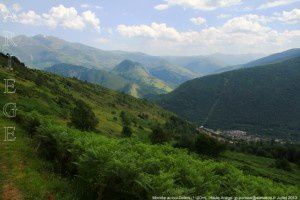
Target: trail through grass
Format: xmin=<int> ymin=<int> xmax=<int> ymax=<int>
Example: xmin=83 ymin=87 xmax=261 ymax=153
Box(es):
xmin=0 ymin=119 xmax=76 ymax=200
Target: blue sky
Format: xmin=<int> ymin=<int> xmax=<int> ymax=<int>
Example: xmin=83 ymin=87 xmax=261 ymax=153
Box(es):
xmin=0 ymin=0 xmax=300 ymax=55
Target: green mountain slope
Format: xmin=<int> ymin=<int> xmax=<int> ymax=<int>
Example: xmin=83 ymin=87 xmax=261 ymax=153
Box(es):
xmin=45 ymin=63 xmax=129 ymax=91
xmin=0 ymin=53 xmax=299 ymax=198
xmin=46 ymin=61 xmax=172 ymax=98
xmin=112 ymin=60 xmax=151 ymax=81
xmin=158 ymin=57 xmax=300 ymax=141
xmin=112 ymin=60 xmax=172 ymax=98
xmin=3 ymin=34 xmax=195 ymax=86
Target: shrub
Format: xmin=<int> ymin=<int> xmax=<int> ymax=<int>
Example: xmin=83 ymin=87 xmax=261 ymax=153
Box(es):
xmin=120 ymin=111 xmax=131 ymax=126
xmin=175 ymin=134 xmax=196 ymax=150
xmin=195 ymin=134 xmax=226 ymax=157
xmin=121 ymin=126 xmax=133 ymax=137
xmin=14 ymin=111 xmax=41 ymax=137
xmin=71 ymin=100 xmax=98 ymax=131
xmin=274 ymin=158 xmax=292 ymax=171
xmin=150 ymin=126 xmax=170 ymax=144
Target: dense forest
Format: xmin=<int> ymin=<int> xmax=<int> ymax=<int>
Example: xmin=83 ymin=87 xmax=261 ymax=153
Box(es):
xmin=158 ymin=57 xmax=300 ymax=141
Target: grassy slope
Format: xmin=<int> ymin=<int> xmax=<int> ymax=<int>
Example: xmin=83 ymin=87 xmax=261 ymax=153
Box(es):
xmin=0 ymin=120 xmax=75 ymax=200
xmin=0 ymin=54 xmax=299 ymax=198
xmin=0 ymin=56 xmax=172 ymax=139
xmin=222 ymin=151 xmax=300 ymax=186
xmin=112 ymin=60 xmax=173 ymax=98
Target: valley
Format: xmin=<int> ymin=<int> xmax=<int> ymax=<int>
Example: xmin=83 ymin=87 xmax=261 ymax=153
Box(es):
xmin=0 ymin=0 xmax=299 ymax=198
xmin=0 ymin=52 xmax=299 ymax=199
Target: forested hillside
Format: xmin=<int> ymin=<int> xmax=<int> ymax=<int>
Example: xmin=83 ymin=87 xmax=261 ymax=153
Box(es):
xmin=1 ymin=53 xmax=299 ymax=198
xmin=158 ymin=57 xmax=300 ymax=141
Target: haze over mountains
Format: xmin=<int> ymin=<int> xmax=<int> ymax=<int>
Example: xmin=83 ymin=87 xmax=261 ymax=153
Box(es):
xmin=2 ymin=35 xmax=264 ymax=84
xmin=0 ymin=34 xmax=270 ymax=98
xmin=163 ymin=53 xmax=264 ymax=75
xmin=2 ymin=34 xmax=195 ymax=86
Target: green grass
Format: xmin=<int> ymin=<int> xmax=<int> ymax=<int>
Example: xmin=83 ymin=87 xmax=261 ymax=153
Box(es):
xmin=222 ymin=151 xmax=300 ymax=186
xmin=0 ymin=119 xmax=76 ymax=199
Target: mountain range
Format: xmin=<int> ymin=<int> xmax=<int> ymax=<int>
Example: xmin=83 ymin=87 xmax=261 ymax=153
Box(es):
xmin=2 ymin=34 xmax=195 ymax=86
xmin=46 ymin=60 xmax=172 ymax=98
xmin=1 ymin=35 xmax=266 ymax=86
xmin=163 ymin=53 xmax=264 ymax=75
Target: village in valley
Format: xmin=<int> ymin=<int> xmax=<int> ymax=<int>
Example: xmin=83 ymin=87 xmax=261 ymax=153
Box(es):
xmin=197 ymin=126 xmax=287 ymax=144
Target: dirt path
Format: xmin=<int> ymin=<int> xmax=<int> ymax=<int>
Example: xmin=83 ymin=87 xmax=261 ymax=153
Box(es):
xmin=0 ymin=142 xmax=23 ymax=200
xmin=2 ymin=182 xmax=23 ymax=200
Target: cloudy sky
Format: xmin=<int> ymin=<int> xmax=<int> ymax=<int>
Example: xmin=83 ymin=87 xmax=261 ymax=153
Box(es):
xmin=0 ymin=0 xmax=299 ymax=56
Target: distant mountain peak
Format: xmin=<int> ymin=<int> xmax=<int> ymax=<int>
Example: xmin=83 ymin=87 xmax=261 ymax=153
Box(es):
xmin=113 ymin=60 xmax=150 ymax=78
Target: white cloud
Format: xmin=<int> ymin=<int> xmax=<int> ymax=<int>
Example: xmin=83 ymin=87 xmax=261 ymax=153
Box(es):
xmin=82 ymin=10 xmax=100 ymax=31
xmin=223 ymin=14 xmax=272 ymax=33
xmin=19 ymin=11 xmax=43 ymax=25
xmin=116 ymin=15 xmax=300 ymax=54
xmin=258 ymin=0 xmax=299 ymax=9
xmin=81 ymin=4 xmax=102 ymax=10
xmin=276 ymin=8 xmax=300 ymax=24
xmin=190 ymin=17 xmax=206 ymax=25
xmin=43 ymin=5 xmax=85 ymax=30
xmin=217 ymin=14 xmax=231 ymax=19
xmin=154 ymin=0 xmax=242 ymax=11
xmin=0 ymin=4 xmax=101 ymax=31
xmin=117 ymin=23 xmax=182 ymax=41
